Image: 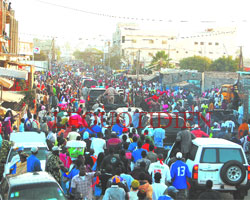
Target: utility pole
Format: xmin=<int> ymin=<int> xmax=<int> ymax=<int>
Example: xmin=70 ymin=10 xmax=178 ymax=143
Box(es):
xmin=136 ymin=49 xmax=140 ymax=81
xmin=168 ymin=45 xmax=170 ymax=68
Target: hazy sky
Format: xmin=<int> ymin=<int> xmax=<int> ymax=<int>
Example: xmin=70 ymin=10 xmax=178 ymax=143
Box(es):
xmin=11 ymin=0 xmax=250 ymax=55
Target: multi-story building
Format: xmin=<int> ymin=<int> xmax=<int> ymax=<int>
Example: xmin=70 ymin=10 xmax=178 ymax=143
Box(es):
xmin=112 ymin=23 xmax=238 ymax=67
xmin=112 ymin=23 xmax=177 ymax=67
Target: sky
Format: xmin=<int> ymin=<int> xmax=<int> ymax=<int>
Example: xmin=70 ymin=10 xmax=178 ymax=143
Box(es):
xmin=11 ymin=0 xmax=250 ymax=56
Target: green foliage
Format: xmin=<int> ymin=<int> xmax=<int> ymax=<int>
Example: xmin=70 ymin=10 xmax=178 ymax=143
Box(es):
xmin=209 ymin=56 xmax=238 ymax=72
xmin=73 ymin=48 xmax=103 ymax=66
xmin=20 ymin=90 xmax=36 ymax=109
xmin=179 ymin=56 xmax=212 ymax=72
xmin=34 ymin=50 xmax=48 ymax=61
xmin=18 ymin=80 xmax=26 ymax=90
xmin=150 ymin=51 xmax=171 ymax=70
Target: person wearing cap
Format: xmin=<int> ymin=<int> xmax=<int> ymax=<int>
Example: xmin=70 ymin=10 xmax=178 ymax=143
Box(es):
xmin=103 ymin=175 xmax=126 ymax=200
xmin=191 ymin=124 xmax=209 ymax=138
xmin=46 ymin=146 xmax=65 ymax=184
xmin=10 ymin=152 xmax=28 ymax=176
xmin=27 ymin=147 xmax=42 ymax=172
xmin=128 ymin=179 xmax=140 ymax=200
xmin=158 ymin=186 xmax=179 ymax=200
xmin=170 ymin=152 xmax=191 ymax=200
xmin=152 ymin=172 xmax=168 ymax=200
xmin=8 ymin=146 xmax=24 ymax=173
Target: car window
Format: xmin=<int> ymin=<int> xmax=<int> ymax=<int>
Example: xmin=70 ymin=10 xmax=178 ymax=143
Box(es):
xmin=201 ymin=148 xmax=217 ymax=163
xmin=219 ymin=148 xmax=244 ymax=163
xmin=8 ymin=148 xmax=47 ymax=163
xmin=188 ymin=144 xmax=198 ymax=161
xmin=89 ymin=90 xmax=105 ymax=97
xmin=9 ymin=182 xmax=66 ymax=200
xmin=83 ymin=80 xmax=97 ymax=87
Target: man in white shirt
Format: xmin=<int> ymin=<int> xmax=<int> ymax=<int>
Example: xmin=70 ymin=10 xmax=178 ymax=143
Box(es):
xmin=152 ymin=172 xmax=168 ymax=200
xmin=224 ymin=120 xmax=235 ymax=133
xmin=90 ymin=132 xmax=106 ymax=157
xmin=67 ymin=127 xmax=80 ymax=141
xmin=148 ymin=154 xmax=171 ymax=184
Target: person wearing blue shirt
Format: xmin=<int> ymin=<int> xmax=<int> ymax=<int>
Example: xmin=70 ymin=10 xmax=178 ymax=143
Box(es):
xmin=170 ymin=152 xmax=191 ymax=200
xmin=132 ymin=110 xmax=140 ymax=129
xmin=27 ymin=147 xmax=42 ymax=172
xmin=19 ymin=118 xmax=25 ymax=132
xmin=153 ymin=128 xmax=165 ymax=148
xmin=128 ymin=136 xmax=138 ymax=152
xmin=112 ymin=123 xmax=124 ymax=137
xmin=132 ymin=142 xmax=147 ymax=163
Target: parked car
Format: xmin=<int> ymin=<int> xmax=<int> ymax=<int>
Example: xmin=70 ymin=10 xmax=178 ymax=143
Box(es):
xmin=165 ymin=138 xmax=250 ymax=199
xmin=0 ymin=172 xmax=67 ymax=200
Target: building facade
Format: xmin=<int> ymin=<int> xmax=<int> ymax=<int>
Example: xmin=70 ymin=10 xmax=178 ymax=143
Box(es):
xmin=112 ymin=23 xmax=238 ymax=67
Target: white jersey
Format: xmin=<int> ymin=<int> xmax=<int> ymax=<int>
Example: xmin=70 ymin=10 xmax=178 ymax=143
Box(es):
xmin=152 ymin=183 xmax=168 ymax=200
xmin=224 ymin=120 xmax=235 ymax=133
xmin=148 ymin=161 xmax=171 ymax=184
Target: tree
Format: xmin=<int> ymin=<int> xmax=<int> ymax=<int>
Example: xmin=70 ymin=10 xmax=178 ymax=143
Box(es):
xmin=73 ymin=48 xmax=103 ymax=66
xmin=150 ymin=51 xmax=171 ymax=70
xmin=34 ymin=50 xmax=48 ymax=61
xmin=179 ymin=56 xmax=212 ymax=72
xmin=209 ymin=56 xmax=238 ymax=72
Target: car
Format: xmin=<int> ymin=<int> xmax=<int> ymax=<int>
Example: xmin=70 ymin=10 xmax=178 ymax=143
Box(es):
xmin=82 ymin=79 xmax=98 ymax=88
xmin=165 ymin=138 xmax=250 ymax=199
xmin=85 ymin=88 xmax=106 ymax=110
xmin=141 ymin=113 xmax=185 ymax=148
xmin=3 ymin=132 xmax=48 ymax=177
xmin=3 ymin=142 xmax=48 ymax=177
xmin=0 ymin=172 xmax=67 ymax=200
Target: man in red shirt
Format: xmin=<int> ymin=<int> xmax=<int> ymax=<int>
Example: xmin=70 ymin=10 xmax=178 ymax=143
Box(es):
xmin=191 ymin=125 xmax=209 ymax=138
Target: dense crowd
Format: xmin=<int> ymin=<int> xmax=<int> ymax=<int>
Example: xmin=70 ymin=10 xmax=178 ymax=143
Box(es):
xmin=0 ymin=63 xmax=248 ymax=200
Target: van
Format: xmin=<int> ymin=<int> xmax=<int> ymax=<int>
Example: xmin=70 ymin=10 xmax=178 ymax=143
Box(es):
xmin=82 ymin=79 xmax=98 ymax=88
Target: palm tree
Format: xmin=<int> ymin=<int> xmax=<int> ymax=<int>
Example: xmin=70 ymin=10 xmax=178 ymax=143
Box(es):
xmin=150 ymin=51 xmax=172 ymax=70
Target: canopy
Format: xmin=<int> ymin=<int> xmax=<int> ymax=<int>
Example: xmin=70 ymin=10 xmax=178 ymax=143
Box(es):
xmin=1 ymin=91 xmax=24 ymax=102
xmin=0 ymin=77 xmax=14 ymax=88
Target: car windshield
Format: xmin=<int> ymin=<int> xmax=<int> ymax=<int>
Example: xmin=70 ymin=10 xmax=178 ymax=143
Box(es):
xmin=9 ymin=182 xmax=66 ymax=200
xmin=8 ymin=147 xmax=47 ymax=163
xmin=90 ymin=90 xmax=106 ymax=97
xmin=83 ymin=80 xmax=97 ymax=87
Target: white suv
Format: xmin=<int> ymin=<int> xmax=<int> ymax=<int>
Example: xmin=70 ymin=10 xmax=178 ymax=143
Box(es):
xmin=165 ymin=138 xmax=250 ymax=199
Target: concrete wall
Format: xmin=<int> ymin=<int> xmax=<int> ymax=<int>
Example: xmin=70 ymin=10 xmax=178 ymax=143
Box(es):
xmin=162 ymin=71 xmax=238 ymax=90
xmin=203 ymin=72 xmax=238 ymax=90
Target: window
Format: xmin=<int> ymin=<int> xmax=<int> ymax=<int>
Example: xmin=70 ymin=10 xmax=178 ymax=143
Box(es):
xmin=200 ymin=42 xmax=204 ymax=45
xmin=215 ymin=42 xmax=219 ymax=45
xmin=149 ymin=40 xmax=154 ymax=44
xmin=188 ymin=144 xmax=198 ymax=161
xmin=185 ymin=51 xmax=188 ymax=54
xmin=209 ymin=42 xmax=212 ymax=45
xmin=176 ymin=51 xmax=179 ymax=53
xmin=194 ymin=42 xmax=198 ymax=45
xmin=122 ymin=36 xmax=125 ymax=43
xmin=219 ymin=148 xmax=244 ymax=163
xmin=199 ymin=51 xmax=202 ymax=54
xmin=162 ymin=40 xmax=167 ymax=44
xmin=122 ymin=49 xmax=124 ymax=56
xmin=201 ymin=148 xmax=217 ymax=163
xmin=209 ymin=52 xmax=213 ymax=54
xmin=132 ymin=39 xmax=136 ymax=43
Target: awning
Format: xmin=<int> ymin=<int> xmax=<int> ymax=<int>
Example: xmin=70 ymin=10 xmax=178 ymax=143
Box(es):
xmin=1 ymin=91 xmax=25 ymax=102
xmin=0 ymin=77 xmax=14 ymax=88
xmin=0 ymin=67 xmax=28 ymax=80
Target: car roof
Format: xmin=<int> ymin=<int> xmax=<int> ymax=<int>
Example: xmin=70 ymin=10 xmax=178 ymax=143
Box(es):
xmin=116 ymin=107 xmax=142 ymax=113
xmin=7 ymin=172 xmax=57 ymax=186
xmin=192 ymin=138 xmax=241 ymax=148
xmin=10 ymin=132 xmax=46 ymax=144
xmin=89 ymin=88 xmax=106 ymax=91
xmin=146 ymin=112 xmax=182 ymax=119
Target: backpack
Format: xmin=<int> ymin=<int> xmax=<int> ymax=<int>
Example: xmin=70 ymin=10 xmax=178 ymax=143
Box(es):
xmin=25 ymin=119 xmax=33 ymax=131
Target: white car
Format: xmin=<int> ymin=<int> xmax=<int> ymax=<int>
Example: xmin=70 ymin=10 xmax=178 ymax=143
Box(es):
xmin=4 ymin=132 xmax=48 ymax=177
xmin=165 ymin=138 xmax=250 ymax=199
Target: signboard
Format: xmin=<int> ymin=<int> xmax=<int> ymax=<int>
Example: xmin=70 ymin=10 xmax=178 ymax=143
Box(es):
xmin=33 ymin=47 xmax=40 ymax=54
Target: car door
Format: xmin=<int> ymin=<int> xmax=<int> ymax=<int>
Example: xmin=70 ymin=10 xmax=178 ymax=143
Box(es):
xmin=198 ymin=148 xmax=221 ymax=185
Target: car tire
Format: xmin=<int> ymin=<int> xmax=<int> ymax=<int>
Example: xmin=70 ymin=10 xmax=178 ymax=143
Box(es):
xmin=220 ymin=160 xmax=246 ymax=186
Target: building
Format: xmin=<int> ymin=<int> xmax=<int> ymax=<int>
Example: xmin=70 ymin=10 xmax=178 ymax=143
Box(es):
xmin=112 ymin=24 xmax=238 ymax=67
xmin=112 ymin=23 xmax=177 ymax=67
xmin=18 ymin=41 xmax=33 ymax=60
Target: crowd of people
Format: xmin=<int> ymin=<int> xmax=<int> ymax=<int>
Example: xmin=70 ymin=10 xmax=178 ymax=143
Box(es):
xmin=0 ymin=63 xmax=248 ymax=200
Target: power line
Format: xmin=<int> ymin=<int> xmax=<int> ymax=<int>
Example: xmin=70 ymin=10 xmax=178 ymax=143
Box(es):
xmin=33 ymin=0 xmax=248 ymax=23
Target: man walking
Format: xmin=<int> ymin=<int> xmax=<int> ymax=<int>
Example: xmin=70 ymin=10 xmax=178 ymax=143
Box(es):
xmin=170 ymin=152 xmax=191 ymax=200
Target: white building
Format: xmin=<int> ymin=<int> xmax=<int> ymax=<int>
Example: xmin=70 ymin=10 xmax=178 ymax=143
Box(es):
xmin=112 ymin=23 xmax=177 ymax=67
xmin=112 ymin=24 xmax=238 ymax=67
